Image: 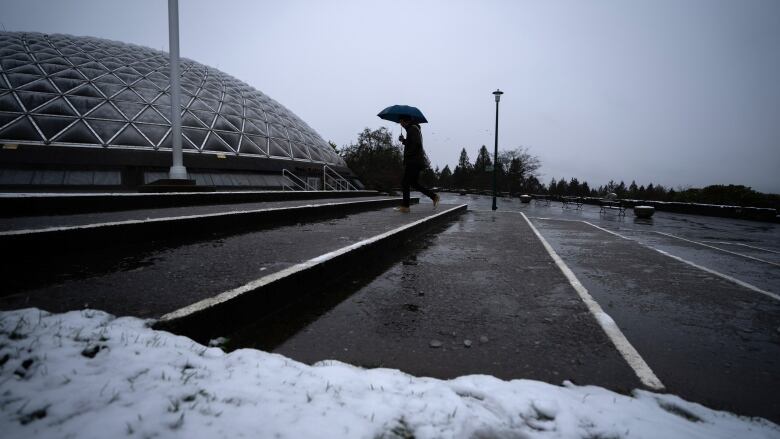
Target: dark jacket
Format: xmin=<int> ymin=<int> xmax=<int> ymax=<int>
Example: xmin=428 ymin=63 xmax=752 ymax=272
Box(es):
xmin=401 ymin=124 xmax=426 ymax=167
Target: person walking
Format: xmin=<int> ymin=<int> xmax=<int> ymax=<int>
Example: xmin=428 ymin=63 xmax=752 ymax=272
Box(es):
xmin=396 ymin=116 xmax=439 ymax=213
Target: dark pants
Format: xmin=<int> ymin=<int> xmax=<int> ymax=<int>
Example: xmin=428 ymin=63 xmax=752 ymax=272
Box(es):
xmin=401 ymin=164 xmax=436 ymax=207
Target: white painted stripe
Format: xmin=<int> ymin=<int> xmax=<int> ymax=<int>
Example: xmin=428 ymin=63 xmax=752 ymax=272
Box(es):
xmin=700 ymin=241 xmax=780 ymax=255
xmin=582 ymin=222 xmax=780 ymax=302
xmin=0 ymin=198 xmax=397 ymax=236
xmin=159 ymin=204 xmax=467 ymax=322
xmin=581 ymin=221 xmax=632 ymax=240
xmin=655 ymin=231 xmax=780 ymax=268
xmin=651 ymin=248 xmax=780 ymax=302
xmin=521 ymin=213 xmax=665 ymax=390
xmin=527 ymin=216 xmax=589 ymax=223
xmin=469 ymin=209 xmax=556 ymax=216
xmin=0 ymin=190 xmax=374 ymax=198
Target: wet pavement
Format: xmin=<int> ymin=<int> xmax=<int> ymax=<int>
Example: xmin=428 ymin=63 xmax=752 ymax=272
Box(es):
xmin=0 ymin=203 xmax=445 ymax=318
xmin=532 ymin=217 xmax=780 ymax=422
xmin=227 ymin=210 xmax=642 ymax=392
xmin=226 ymin=192 xmax=780 ymax=422
xmin=0 ymin=195 xmax=398 ymax=232
xmin=4 ymin=190 xmax=779 ymax=422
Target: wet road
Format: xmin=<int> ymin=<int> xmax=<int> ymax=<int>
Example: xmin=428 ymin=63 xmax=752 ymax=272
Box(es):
xmin=532 ymin=217 xmax=780 ymax=422
xmin=228 ymin=210 xmax=642 ymax=392
xmin=227 ymin=192 xmax=780 ymax=422
xmin=5 ymin=190 xmax=778 ymax=421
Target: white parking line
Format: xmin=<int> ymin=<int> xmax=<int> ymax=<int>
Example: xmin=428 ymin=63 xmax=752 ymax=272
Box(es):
xmin=654 ymin=232 xmax=780 ymax=268
xmin=700 ymin=241 xmax=780 ymax=255
xmin=526 ymin=216 xmax=587 ymax=223
xmin=581 ymin=221 xmax=632 ymax=240
xmin=581 ymin=221 xmax=780 ymax=302
xmin=521 ymin=213 xmax=665 ymax=390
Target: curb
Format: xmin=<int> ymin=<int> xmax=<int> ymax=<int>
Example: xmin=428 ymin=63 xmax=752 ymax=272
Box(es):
xmin=0 ymin=190 xmax=380 ymax=217
xmin=153 ymin=204 xmax=468 ymax=342
xmin=0 ymin=197 xmax=417 ymax=258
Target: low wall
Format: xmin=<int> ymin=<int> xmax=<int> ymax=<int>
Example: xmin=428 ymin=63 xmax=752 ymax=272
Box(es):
xmin=545 ymin=195 xmax=778 ymax=223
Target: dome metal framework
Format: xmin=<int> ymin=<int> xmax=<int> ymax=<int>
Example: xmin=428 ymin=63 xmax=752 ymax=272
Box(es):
xmin=0 ymin=31 xmax=345 ymax=167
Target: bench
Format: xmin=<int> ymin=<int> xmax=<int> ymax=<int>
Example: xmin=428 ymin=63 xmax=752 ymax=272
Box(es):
xmin=533 ymin=195 xmax=551 ymax=206
xmin=561 ymin=196 xmax=584 ymax=210
xmin=599 ymin=199 xmax=627 ymax=216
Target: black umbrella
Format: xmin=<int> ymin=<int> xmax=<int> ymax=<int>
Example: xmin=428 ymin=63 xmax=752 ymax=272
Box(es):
xmin=377 ymin=105 xmax=428 ymax=124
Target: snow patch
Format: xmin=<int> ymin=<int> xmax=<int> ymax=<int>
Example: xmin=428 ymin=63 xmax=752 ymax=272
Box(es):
xmin=0 ymin=308 xmax=777 ymax=439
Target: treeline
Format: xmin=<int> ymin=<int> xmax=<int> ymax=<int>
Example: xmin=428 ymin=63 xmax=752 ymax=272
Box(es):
xmin=338 ymin=127 xmax=543 ymax=195
xmin=338 ymin=127 xmax=778 ymax=210
xmin=545 ymin=178 xmax=779 ymax=209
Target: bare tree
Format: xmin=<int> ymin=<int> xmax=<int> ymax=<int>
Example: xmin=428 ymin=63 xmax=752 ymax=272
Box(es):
xmin=498 ymin=146 xmax=541 ymax=194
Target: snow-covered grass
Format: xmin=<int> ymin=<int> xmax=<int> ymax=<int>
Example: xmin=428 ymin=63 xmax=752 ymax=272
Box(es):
xmin=1 ymin=308 xmax=777 ymax=439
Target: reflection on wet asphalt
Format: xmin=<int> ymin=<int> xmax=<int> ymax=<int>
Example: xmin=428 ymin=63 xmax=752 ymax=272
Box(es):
xmin=530 ymin=216 xmax=780 ymax=422
xmin=229 ymin=192 xmax=780 ymax=422
xmin=228 ymin=208 xmax=641 ymax=392
xmin=458 ymin=192 xmax=780 ymax=293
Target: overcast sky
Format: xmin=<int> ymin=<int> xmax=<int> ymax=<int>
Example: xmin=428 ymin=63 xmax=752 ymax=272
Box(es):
xmin=3 ymin=0 xmax=779 ymax=192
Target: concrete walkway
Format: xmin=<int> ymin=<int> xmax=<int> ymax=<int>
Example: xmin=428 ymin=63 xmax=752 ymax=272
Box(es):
xmin=227 ymin=210 xmax=644 ymax=393
xmin=0 ymin=203 xmax=453 ymax=319
xmin=225 ymin=208 xmax=780 ymax=422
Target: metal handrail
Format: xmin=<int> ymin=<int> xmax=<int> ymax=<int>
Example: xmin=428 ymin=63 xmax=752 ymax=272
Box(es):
xmin=322 ymin=165 xmax=357 ymax=191
xmin=282 ymin=169 xmax=314 ymax=191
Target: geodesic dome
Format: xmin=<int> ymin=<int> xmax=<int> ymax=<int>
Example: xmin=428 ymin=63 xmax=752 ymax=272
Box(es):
xmin=0 ymin=31 xmax=345 ymax=168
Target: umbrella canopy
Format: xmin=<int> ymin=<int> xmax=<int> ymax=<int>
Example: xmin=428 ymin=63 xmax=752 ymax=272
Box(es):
xmin=377 ymin=105 xmax=428 ymax=124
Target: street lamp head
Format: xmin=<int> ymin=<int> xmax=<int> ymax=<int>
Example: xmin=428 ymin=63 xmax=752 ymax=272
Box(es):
xmin=493 ymin=89 xmax=504 ymax=102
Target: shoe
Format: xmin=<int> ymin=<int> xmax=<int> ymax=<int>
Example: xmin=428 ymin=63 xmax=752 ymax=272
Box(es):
xmin=432 ymin=194 xmax=440 ymax=208
xmin=394 ymin=206 xmax=411 ymax=213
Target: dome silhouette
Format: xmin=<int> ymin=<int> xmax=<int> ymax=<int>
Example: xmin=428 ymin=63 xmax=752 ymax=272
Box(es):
xmin=0 ymin=31 xmax=351 ymax=189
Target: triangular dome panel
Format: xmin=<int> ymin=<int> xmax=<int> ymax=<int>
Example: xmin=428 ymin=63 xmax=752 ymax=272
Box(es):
xmin=0 ymin=116 xmax=43 ymax=142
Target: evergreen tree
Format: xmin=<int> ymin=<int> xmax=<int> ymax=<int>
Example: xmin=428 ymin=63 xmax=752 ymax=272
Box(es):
xmin=474 ymin=145 xmax=493 ymax=170
xmin=438 ymin=165 xmax=453 ymax=188
xmin=521 ymin=175 xmax=543 ymax=194
xmin=452 ymin=148 xmax=473 ymax=189
xmin=646 ymin=183 xmax=655 ymax=200
xmin=555 ymin=178 xmax=568 ymax=196
xmin=473 ymin=145 xmax=493 ymax=191
xmin=628 ymin=180 xmax=638 ymax=198
xmin=569 ymin=177 xmax=580 ymax=196
xmin=616 ymin=181 xmax=627 ymax=198
xmin=420 ymin=165 xmax=436 ymax=188
xmin=653 ymin=184 xmax=667 ymax=200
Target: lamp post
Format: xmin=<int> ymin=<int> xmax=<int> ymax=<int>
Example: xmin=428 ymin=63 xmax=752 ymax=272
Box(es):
xmin=167 ymin=0 xmax=187 ymax=180
xmin=491 ymin=89 xmax=503 ymax=211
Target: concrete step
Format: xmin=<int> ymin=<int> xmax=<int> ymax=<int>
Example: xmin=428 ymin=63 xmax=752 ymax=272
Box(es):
xmin=0 ymin=189 xmax=380 ymax=217
xmin=0 ymin=196 xmax=418 ymax=256
xmin=1 ymin=204 xmax=466 ymax=326
xmin=153 ymin=204 xmax=467 ymax=341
